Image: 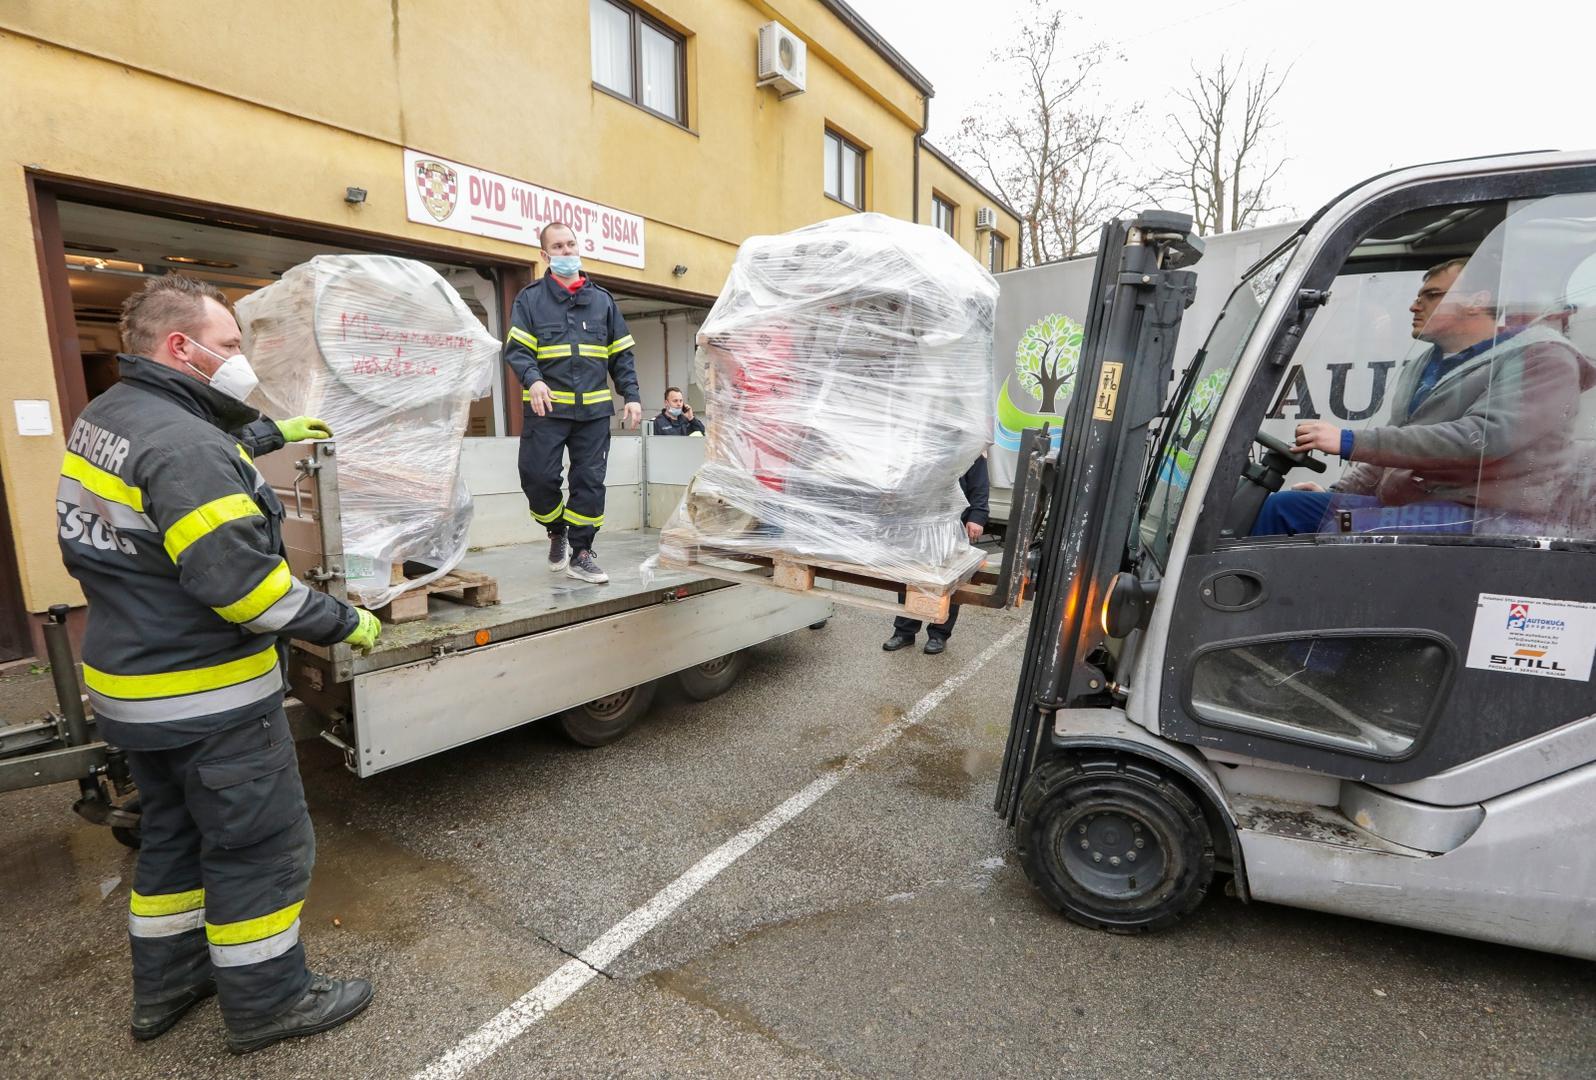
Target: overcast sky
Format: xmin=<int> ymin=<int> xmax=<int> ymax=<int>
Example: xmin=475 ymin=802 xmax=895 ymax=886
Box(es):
xmin=848 ymin=0 xmax=1591 ymax=226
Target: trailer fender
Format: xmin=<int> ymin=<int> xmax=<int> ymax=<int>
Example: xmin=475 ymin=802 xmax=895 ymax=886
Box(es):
xmin=1049 ymin=707 xmax=1249 ymax=900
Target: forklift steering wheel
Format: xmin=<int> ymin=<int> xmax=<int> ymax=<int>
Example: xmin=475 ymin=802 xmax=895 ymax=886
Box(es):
xmin=1254 ymin=431 xmax=1328 ymax=474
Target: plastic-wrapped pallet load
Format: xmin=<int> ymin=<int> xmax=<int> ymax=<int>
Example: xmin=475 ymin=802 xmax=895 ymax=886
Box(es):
xmin=236 ymin=255 xmax=499 ymax=608
xmin=657 ymin=213 xmax=998 ymax=601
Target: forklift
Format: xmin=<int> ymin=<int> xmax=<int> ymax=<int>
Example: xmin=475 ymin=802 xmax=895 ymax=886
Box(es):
xmin=995 ymin=151 xmax=1596 ymax=960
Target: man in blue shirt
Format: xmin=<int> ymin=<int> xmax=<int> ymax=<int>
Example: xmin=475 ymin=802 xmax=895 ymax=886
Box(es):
xmin=1252 ymin=257 xmax=1594 ymax=535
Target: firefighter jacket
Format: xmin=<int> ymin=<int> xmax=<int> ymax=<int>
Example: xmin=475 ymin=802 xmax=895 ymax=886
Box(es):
xmin=57 ymin=355 xmax=359 ymax=750
xmin=504 ymin=273 xmax=641 ymax=422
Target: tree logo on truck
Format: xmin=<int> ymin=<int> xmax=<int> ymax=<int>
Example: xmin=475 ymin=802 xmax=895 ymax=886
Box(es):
xmin=1016 ymin=313 xmax=1082 ymax=412
xmin=995 ymin=313 xmax=1082 ymax=451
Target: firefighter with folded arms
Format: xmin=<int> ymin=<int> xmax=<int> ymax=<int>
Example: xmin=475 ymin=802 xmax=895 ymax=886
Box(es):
xmin=55 ymin=275 xmax=381 ymax=1054
xmin=505 ymin=221 xmax=643 ymax=583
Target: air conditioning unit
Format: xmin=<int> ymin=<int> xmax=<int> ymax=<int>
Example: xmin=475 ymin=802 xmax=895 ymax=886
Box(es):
xmin=975 ymin=207 xmax=998 ymax=231
xmin=757 ymin=21 xmax=806 ymax=97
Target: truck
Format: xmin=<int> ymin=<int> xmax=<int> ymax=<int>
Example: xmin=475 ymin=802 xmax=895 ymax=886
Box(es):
xmin=993 ymin=151 xmax=1596 ymax=959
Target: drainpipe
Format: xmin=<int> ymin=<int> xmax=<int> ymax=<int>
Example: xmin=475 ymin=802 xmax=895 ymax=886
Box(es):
xmin=912 ymin=92 xmax=930 ymax=223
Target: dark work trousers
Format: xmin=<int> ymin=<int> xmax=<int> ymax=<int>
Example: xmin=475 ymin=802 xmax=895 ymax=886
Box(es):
xmin=124 ymin=707 xmax=315 ymax=1029
xmin=894 ymin=605 xmax=961 ymax=642
xmin=518 ymin=415 xmax=611 ymax=553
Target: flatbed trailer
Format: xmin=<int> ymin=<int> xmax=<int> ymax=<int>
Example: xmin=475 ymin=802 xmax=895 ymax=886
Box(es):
xmin=268 ymin=438 xmax=831 ymax=775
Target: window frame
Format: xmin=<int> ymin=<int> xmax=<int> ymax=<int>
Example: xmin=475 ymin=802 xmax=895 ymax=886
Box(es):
xmin=824 ymin=128 xmax=866 ymax=211
xmin=590 ymin=0 xmax=688 ymax=127
xmin=988 ymin=231 xmax=1007 ymax=271
xmin=932 ymin=194 xmax=956 ymax=237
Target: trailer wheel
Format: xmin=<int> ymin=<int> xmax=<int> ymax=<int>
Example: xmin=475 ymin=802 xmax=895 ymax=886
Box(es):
xmin=111 ymin=796 xmax=142 ymax=850
xmin=559 ymin=680 xmax=660 ymax=747
xmin=1017 ymin=754 xmax=1214 ymax=934
xmin=675 ymin=651 xmax=747 ymax=701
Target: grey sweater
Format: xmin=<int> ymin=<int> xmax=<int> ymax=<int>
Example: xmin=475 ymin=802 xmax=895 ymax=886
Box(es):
xmin=1332 ymin=323 xmax=1595 ymax=515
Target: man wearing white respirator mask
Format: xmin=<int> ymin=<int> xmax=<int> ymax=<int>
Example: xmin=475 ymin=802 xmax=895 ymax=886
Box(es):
xmin=55 ymin=275 xmax=380 ymax=1053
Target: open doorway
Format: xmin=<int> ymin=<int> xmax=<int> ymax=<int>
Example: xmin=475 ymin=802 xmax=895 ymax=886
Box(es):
xmin=55 ymin=199 xmax=511 ymax=434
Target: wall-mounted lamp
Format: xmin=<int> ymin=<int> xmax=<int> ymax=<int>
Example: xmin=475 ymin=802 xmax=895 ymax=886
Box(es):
xmin=344 ymin=186 xmax=368 ymax=205
xmin=672 ymin=264 xmax=688 ymax=277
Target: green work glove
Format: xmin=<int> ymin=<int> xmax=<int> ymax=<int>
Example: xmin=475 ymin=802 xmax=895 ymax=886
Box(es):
xmin=344 ymin=607 xmax=381 ymax=655
xmin=276 ymin=416 xmax=334 ymax=442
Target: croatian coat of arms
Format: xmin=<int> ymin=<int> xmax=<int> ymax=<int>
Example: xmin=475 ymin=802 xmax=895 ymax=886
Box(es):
xmin=414 ymin=160 xmax=458 ymax=222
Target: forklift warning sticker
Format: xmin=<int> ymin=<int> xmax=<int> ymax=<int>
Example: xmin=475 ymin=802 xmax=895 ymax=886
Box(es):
xmin=1092 ymin=362 xmax=1123 ymax=421
xmin=1465 ymin=593 xmax=1596 ymax=681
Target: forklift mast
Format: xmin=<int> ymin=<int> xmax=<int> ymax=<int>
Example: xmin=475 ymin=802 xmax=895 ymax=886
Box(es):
xmin=995 ymin=212 xmax=1203 ymax=821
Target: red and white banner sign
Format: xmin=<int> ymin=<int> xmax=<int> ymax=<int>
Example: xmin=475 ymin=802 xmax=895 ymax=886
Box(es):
xmin=404 ymin=149 xmax=645 ymax=269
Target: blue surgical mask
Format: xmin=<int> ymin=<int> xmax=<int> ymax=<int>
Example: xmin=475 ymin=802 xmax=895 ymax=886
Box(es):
xmin=549 ymin=254 xmax=583 ymax=278
xmin=666 ymin=406 xmax=683 ymax=418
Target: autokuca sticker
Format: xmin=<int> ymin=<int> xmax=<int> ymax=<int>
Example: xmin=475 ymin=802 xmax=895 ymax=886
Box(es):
xmin=1465 ymin=593 xmax=1596 ymax=681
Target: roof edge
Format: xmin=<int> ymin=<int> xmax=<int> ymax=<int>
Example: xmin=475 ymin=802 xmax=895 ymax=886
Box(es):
xmin=814 ymin=0 xmax=935 ymax=98
xmin=921 ymin=140 xmax=1021 ymax=222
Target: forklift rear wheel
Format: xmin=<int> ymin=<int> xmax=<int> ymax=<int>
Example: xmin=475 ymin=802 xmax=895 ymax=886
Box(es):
xmin=675 ymin=652 xmax=747 ymax=701
xmin=1017 ymin=754 xmax=1214 ymax=933
xmin=112 ymin=796 xmax=142 ymax=850
xmin=559 ymin=680 xmax=660 ymax=747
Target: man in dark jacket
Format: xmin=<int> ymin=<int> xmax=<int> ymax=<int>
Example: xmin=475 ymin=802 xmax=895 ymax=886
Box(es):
xmin=56 ymin=275 xmax=380 ymax=1053
xmin=652 ymin=386 xmax=705 ymax=436
xmin=504 ymin=222 xmax=642 ymax=584
xmin=882 ymin=454 xmax=990 ymax=655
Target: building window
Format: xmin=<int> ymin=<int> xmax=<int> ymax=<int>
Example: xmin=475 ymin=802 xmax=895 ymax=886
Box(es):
xmin=824 ymin=129 xmax=865 ymax=210
xmin=590 ymin=0 xmax=686 ymax=124
xmin=932 ymin=195 xmax=956 ymax=236
xmin=988 ymin=232 xmax=1007 ymax=271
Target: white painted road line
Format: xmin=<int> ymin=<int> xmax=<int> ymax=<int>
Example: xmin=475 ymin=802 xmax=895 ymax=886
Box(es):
xmin=411 ymin=621 xmax=1027 ymax=1080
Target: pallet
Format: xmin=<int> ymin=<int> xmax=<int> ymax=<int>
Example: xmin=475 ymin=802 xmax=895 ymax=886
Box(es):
xmin=660 ymin=529 xmax=983 ymax=624
xmin=373 ymin=568 xmax=500 ymax=624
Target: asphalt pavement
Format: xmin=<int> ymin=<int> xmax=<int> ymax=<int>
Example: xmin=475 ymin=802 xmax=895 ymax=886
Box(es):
xmin=1 ymin=601 xmax=1592 ymax=1079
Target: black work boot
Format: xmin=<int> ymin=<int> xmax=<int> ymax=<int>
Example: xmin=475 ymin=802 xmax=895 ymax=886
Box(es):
xmin=923 ymin=637 xmax=947 ymax=655
xmin=225 ymin=974 xmax=374 ymax=1055
xmin=130 ymin=979 xmax=216 ymax=1041
xmin=882 ymin=633 xmax=915 ymax=652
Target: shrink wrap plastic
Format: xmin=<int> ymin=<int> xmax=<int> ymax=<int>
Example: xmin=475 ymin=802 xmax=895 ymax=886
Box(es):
xmin=657 ymin=214 xmax=998 ymax=590
xmin=237 ymin=255 xmax=498 ymax=607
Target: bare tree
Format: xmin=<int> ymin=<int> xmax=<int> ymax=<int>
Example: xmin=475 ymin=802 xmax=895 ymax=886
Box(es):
xmin=1144 ymin=56 xmax=1290 ymax=236
xmin=952 ymin=2 xmax=1132 ymax=263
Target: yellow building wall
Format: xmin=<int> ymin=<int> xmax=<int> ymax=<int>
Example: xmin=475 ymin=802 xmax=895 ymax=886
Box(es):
xmin=0 ymin=0 xmax=929 ymax=613
xmin=918 ymin=150 xmax=1021 ymax=272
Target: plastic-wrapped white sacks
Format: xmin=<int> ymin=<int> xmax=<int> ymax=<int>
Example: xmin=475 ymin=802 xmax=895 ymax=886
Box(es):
xmin=658 ymin=213 xmax=998 ymax=591
xmin=236 ymin=255 xmax=499 ymax=608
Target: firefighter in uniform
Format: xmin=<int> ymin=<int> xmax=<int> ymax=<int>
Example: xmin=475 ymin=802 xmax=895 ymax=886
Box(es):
xmin=505 ymin=221 xmax=642 ymax=583
xmin=56 ymin=276 xmax=381 ymax=1053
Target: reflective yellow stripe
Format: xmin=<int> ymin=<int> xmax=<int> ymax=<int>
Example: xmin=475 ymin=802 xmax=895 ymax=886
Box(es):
xmin=536 ymin=344 xmax=573 ymax=359
xmin=547 ymin=390 xmax=577 ymax=403
xmin=82 ymin=642 xmax=279 ymax=701
xmin=206 ymin=900 xmax=303 ymax=946
xmin=562 ymin=507 xmax=604 ymax=527
xmin=581 ymin=390 xmax=613 ymax=404
xmin=507 ymin=326 xmax=539 ymax=350
xmin=236 ymin=443 xmax=253 ymax=466
xmin=607 ymin=334 xmax=635 ymax=355
xmin=578 ymin=344 xmax=609 ymax=359
xmin=214 ymin=560 xmax=294 ymax=624
xmin=131 ymin=888 xmax=205 ymax=917
xmin=61 ymin=452 xmax=145 ymax=513
xmin=163 ymin=493 xmax=264 ymax=561
xmin=531 ymin=501 xmax=565 ymax=524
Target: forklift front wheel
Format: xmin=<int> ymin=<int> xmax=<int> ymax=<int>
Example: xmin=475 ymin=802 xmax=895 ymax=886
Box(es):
xmin=1017 ymin=754 xmax=1214 ymax=934
xmin=559 ymin=680 xmax=660 ymax=747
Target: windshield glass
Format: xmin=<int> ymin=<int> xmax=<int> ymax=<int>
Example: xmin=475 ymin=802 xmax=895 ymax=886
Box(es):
xmin=1138 ymin=239 xmax=1299 ymax=567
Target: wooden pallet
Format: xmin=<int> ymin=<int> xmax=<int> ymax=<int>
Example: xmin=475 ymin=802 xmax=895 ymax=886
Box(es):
xmin=373 ymin=567 xmax=500 ymax=624
xmin=660 ymin=529 xmax=983 ymax=623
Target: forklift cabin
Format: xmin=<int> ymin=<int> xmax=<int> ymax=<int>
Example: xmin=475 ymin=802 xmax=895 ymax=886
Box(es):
xmin=997 ymin=152 xmax=1596 ymax=960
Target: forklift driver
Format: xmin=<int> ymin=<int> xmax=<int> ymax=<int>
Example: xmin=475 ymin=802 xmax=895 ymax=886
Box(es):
xmin=1251 ymin=256 xmax=1596 ymax=536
